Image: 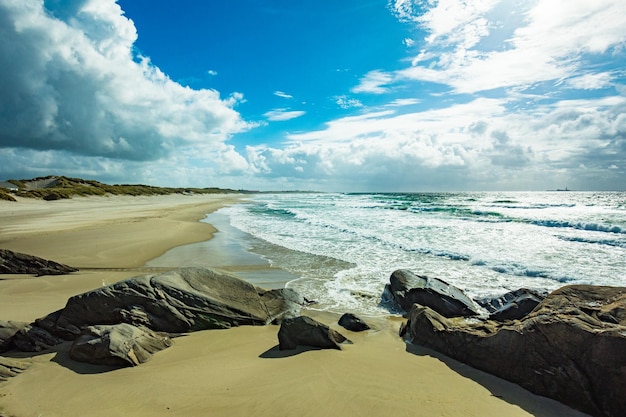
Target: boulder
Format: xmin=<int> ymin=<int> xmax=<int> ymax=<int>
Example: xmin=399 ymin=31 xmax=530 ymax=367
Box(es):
xmin=338 ymin=313 xmax=370 ymax=332
xmin=53 ymin=267 xmax=305 ymax=337
xmin=0 ymin=249 xmax=78 ymax=276
xmin=382 ymin=269 xmax=478 ymax=317
xmin=0 ymin=320 xmax=27 ymax=352
xmin=70 ymin=324 xmax=173 ymax=367
xmin=401 ymin=285 xmax=626 ymax=417
xmin=475 ymin=288 xmax=546 ymax=321
xmin=2 ymin=268 xmax=306 ymax=359
xmin=278 ymin=316 xmax=351 ymax=350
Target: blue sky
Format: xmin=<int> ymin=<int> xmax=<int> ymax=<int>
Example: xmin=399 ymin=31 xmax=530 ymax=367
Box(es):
xmin=1 ymin=0 xmax=625 ymax=191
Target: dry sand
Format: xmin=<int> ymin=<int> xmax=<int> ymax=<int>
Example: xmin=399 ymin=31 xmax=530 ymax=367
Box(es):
xmin=0 ymin=195 xmax=588 ymax=417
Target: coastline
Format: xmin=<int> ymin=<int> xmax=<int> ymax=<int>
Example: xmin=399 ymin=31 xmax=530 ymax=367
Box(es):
xmin=0 ymin=195 xmax=588 ymax=417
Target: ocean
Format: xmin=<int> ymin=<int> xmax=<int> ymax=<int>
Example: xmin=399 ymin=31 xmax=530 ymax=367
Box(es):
xmin=150 ymin=191 xmax=625 ymax=315
xmin=218 ymin=192 xmax=625 ymax=315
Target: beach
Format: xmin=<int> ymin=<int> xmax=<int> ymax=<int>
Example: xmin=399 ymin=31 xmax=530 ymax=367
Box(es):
xmin=0 ymin=195 xmax=588 ymax=417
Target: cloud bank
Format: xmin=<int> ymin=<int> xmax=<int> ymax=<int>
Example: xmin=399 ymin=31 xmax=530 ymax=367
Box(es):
xmin=0 ymin=0 xmax=250 ymax=182
xmin=0 ymin=0 xmax=624 ymax=191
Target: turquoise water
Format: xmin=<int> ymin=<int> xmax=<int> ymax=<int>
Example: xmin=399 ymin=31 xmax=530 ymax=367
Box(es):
xmin=220 ymin=192 xmax=626 ymax=314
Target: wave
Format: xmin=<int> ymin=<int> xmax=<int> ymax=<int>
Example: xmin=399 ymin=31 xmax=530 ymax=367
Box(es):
xmin=531 ymin=219 xmax=625 ymax=234
xmin=556 ymin=235 xmax=626 ymax=248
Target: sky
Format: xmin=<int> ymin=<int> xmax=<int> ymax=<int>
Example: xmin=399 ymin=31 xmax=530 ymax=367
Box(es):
xmin=1 ymin=0 xmax=625 ymax=192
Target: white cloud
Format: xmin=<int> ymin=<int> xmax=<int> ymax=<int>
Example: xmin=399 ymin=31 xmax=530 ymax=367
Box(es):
xmin=208 ymin=69 xmax=218 ymax=76
xmin=386 ymin=98 xmax=421 ymax=107
xmin=264 ymin=108 xmax=306 ymax=122
xmin=274 ymin=91 xmax=293 ymax=99
xmin=335 ymin=95 xmax=363 ymax=109
xmin=243 ymin=94 xmax=626 ymax=191
xmin=564 ymin=72 xmax=614 ymax=90
xmin=351 ymin=70 xmax=394 ymax=94
xmin=0 ymin=0 xmax=250 ymax=162
xmin=386 ymin=0 xmax=626 ymax=94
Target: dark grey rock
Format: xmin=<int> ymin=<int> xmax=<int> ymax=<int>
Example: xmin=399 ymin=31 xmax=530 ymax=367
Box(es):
xmin=382 ymin=269 xmax=479 ymax=317
xmin=0 ymin=249 xmax=78 ymax=276
xmin=53 ymin=267 xmax=305 ymax=337
xmin=338 ymin=313 xmax=370 ymax=332
xmin=70 ymin=323 xmax=173 ymax=367
xmin=278 ymin=316 xmax=351 ymax=350
xmin=401 ymin=285 xmax=626 ymax=417
xmin=475 ymin=288 xmax=546 ymax=321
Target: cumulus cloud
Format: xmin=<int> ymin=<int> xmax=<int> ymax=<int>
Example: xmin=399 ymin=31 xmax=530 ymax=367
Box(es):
xmin=263 ymin=108 xmax=306 ymax=122
xmin=0 ymin=0 xmax=250 ymax=163
xmin=243 ymin=94 xmax=626 ymax=191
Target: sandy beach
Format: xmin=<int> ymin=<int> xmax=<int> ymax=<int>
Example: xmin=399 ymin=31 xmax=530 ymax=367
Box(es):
xmin=0 ymin=195 xmax=588 ymax=417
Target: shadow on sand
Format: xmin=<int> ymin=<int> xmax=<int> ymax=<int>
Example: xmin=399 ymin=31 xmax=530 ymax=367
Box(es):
xmin=258 ymin=344 xmax=322 ymax=358
xmin=404 ymin=342 xmax=590 ymax=417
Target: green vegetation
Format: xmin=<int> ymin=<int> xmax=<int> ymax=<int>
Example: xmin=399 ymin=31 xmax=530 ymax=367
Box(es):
xmin=0 ymin=175 xmax=247 ymax=201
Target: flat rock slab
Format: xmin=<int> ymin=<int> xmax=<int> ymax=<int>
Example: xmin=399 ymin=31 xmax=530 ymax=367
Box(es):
xmin=0 ymin=249 xmax=78 ymax=276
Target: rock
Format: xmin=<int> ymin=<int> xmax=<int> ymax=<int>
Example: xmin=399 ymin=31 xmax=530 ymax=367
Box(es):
xmin=382 ymin=269 xmax=479 ymax=317
xmin=53 ymin=267 xmax=304 ymax=337
xmin=0 ymin=356 xmax=30 ymax=383
xmin=401 ymin=285 xmax=626 ymax=417
xmin=475 ymin=288 xmax=546 ymax=321
xmin=0 ymin=249 xmax=78 ymax=276
xmin=0 ymin=320 xmax=27 ymax=352
xmin=70 ymin=324 xmax=173 ymax=367
xmin=11 ymin=323 xmax=64 ymax=352
xmin=258 ymin=288 xmax=306 ymax=323
xmin=338 ymin=313 xmax=370 ymax=332
xmin=278 ymin=316 xmax=351 ymax=350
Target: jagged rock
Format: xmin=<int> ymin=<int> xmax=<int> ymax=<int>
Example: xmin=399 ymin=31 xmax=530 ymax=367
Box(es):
xmin=53 ymin=267 xmax=304 ymax=337
xmin=278 ymin=316 xmax=351 ymax=350
xmin=70 ymin=324 xmax=173 ymax=367
xmin=0 ymin=320 xmax=27 ymax=352
xmin=0 ymin=356 xmax=30 ymax=382
xmin=475 ymin=288 xmax=546 ymax=321
xmin=382 ymin=269 xmax=479 ymax=317
xmin=401 ymin=285 xmax=626 ymax=417
xmin=11 ymin=323 xmax=64 ymax=352
xmin=338 ymin=313 xmax=370 ymax=332
xmin=0 ymin=249 xmax=78 ymax=276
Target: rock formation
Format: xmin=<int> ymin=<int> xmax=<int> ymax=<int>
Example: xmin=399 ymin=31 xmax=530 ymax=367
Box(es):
xmin=278 ymin=316 xmax=351 ymax=350
xmin=382 ymin=269 xmax=479 ymax=317
xmin=1 ymin=267 xmax=305 ymax=366
xmin=401 ymin=285 xmax=626 ymax=417
xmin=70 ymin=324 xmax=173 ymax=366
xmin=475 ymin=288 xmax=546 ymax=321
xmin=0 ymin=249 xmax=78 ymax=276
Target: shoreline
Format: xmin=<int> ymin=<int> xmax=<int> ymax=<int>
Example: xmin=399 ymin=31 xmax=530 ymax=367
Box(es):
xmin=0 ymin=195 xmax=589 ymax=417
